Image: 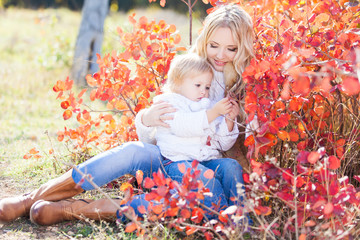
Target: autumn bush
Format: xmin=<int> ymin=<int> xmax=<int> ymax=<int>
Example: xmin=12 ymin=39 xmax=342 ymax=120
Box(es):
xmin=23 ymin=0 xmax=360 ymax=239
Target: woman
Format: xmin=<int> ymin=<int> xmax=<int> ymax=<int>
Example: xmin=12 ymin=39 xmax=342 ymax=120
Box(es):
xmin=0 ymin=4 xmax=254 ymax=225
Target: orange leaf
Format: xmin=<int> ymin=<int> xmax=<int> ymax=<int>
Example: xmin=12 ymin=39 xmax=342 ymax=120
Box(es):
xmin=152 ymin=204 xmax=163 ymax=215
xmin=244 ymin=135 xmax=255 ymax=146
xmin=137 ymin=205 xmax=147 ymax=214
xmin=203 ymin=169 xmax=214 ymax=179
xmin=178 ymin=163 xmax=186 ymax=173
xmin=77 ymin=88 xmax=87 ymax=99
xmin=299 ymin=234 xmax=307 ymax=240
xmin=180 ymin=209 xmax=191 ymax=219
xmin=136 ymin=170 xmax=144 ymax=185
xmin=29 ymin=148 xmax=39 ymax=154
xmin=143 ymin=177 xmax=155 ymax=189
xmin=125 ymin=222 xmax=137 ymax=233
xmin=289 ymin=130 xmax=299 ymax=142
xmin=186 ymin=226 xmax=198 ymax=235
xmin=308 ymin=151 xmax=320 ymax=164
xmin=277 ymin=130 xmax=290 ymax=141
xmin=63 ymin=109 xmax=72 ymax=120
xmin=166 ymin=207 xmax=179 ymax=217
xmin=120 ymin=182 xmax=133 ymax=192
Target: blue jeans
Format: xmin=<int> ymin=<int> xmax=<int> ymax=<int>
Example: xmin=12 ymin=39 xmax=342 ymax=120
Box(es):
xmin=72 ymin=141 xmax=163 ymax=190
xmin=163 ymin=158 xmax=244 ymax=218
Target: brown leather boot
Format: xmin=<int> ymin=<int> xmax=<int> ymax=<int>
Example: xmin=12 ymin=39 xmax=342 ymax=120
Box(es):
xmin=0 ymin=170 xmax=84 ymax=224
xmin=30 ymin=198 xmax=120 ymax=225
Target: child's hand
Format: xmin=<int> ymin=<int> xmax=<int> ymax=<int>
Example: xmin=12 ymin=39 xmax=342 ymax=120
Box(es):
xmin=212 ymin=97 xmax=233 ymax=116
xmin=227 ymin=99 xmax=240 ymax=120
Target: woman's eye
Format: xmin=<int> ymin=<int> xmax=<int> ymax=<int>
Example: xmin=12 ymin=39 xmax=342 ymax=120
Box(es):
xmin=195 ymin=84 xmax=200 ymax=87
xmin=228 ymin=48 xmax=237 ymax=52
xmin=206 ymin=87 xmax=210 ymax=90
xmin=210 ymin=44 xmax=218 ymax=48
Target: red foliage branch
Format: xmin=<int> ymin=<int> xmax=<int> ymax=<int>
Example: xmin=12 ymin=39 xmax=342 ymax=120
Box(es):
xmin=52 ymin=15 xmax=184 ymax=151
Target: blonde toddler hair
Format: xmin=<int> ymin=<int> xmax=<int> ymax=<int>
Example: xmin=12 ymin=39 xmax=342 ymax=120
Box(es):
xmin=163 ymin=53 xmax=213 ymax=93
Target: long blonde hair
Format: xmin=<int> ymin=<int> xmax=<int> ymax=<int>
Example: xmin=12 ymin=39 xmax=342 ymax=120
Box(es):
xmin=190 ymin=4 xmax=255 ymax=94
xmin=190 ymin=4 xmax=255 ymax=121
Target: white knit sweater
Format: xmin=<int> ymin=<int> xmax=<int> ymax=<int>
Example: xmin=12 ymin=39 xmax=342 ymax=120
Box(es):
xmin=152 ymin=93 xmax=239 ymax=161
xmin=135 ymin=70 xmax=227 ymax=145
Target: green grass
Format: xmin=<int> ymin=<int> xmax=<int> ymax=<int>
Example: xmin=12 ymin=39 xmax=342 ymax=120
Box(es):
xmin=0 ymin=8 xmax=81 ymax=188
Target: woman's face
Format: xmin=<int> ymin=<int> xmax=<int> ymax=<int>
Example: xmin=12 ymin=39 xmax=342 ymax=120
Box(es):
xmin=206 ymin=27 xmax=238 ymax=72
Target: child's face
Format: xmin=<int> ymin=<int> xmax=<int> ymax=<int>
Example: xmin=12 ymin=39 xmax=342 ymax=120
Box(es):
xmin=177 ymin=71 xmax=213 ymax=102
xmin=206 ymin=27 xmax=238 ymax=72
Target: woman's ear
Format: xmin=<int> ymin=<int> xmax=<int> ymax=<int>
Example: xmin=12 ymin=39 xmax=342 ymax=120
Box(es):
xmin=224 ymin=62 xmax=237 ymax=91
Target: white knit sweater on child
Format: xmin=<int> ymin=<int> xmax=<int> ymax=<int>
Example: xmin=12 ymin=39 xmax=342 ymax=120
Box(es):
xmin=152 ymin=92 xmax=239 ymax=161
xmin=135 ymin=70 xmax=227 ymax=145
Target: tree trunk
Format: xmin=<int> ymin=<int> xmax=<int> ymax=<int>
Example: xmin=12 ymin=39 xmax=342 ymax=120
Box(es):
xmin=71 ymin=0 xmax=109 ymax=86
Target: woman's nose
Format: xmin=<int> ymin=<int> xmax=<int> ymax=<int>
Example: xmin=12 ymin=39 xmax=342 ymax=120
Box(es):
xmin=216 ymin=49 xmax=225 ymax=59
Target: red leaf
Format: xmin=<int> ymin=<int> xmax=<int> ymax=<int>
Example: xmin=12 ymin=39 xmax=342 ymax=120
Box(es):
xmin=192 ymin=160 xmax=199 ymax=169
xmin=323 ymin=202 xmax=334 ymax=215
xmin=276 ymin=192 xmax=294 ymax=202
xmin=203 ymin=169 xmax=214 ymax=179
xmin=61 ymin=100 xmax=70 ymax=109
xmin=191 ymin=208 xmax=204 ymax=224
xmin=354 ymin=175 xmax=360 ymax=183
xmin=297 ymin=151 xmax=310 ymax=164
xmin=204 ymin=232 xmax=214 ymax=240
xmin=243 ymin=173 xmax=250 ymax=183
xmin=328 ymin=156 xmax=340 ymax=170
xmin=289 ymin=0 xmax=299 ymax=5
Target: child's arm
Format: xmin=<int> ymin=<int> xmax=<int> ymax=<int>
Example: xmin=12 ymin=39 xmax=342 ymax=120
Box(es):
xmin=225 ymin=99 xmax=240 ymax=132
xmin=206 ymin=98 xmax=232 ymax=123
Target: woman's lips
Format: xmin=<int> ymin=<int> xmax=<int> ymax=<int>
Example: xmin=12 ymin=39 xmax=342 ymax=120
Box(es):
xmin=214 ymin=60 xmax=226 ymax=66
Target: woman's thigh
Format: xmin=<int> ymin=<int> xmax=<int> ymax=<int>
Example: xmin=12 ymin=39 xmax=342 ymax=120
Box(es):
xmin=73 ymin=141 xmax=163 ymax=190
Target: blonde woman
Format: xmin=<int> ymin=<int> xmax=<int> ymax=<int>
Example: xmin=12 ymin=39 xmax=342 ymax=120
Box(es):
xmin=0 ymin=4 xmax=254 ymax=225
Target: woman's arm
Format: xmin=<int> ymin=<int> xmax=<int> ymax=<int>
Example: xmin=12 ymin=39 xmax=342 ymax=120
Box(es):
xmin=213 ymin=117 xmax=239 ymax=151
xmin=135 ymin=101 xmax=176 ymax=143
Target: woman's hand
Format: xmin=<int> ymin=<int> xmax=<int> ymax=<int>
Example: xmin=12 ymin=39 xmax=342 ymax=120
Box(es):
xmin=142 ymin=101 xmax=176 ymax=128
